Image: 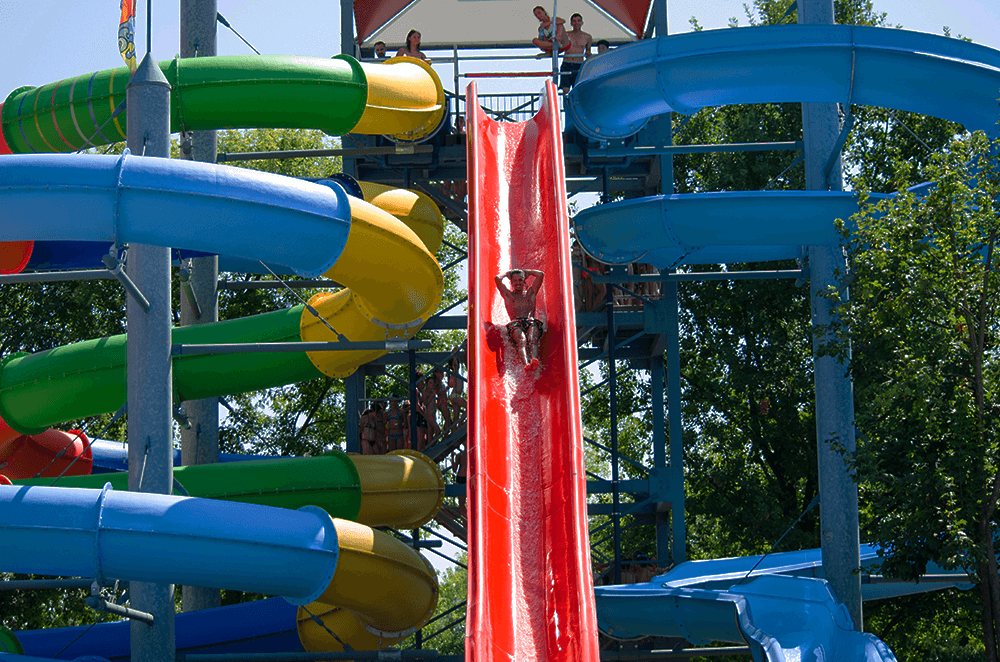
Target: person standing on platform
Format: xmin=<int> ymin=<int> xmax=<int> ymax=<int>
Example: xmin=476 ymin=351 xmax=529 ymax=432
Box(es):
xmin=397 ymin=29 xmax=428 ymax=61
xmin=560 ymin=13 xmax=592 ymax=93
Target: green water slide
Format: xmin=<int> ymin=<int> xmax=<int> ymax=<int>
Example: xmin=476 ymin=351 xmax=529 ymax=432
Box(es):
xmin=13 ymin=454 xmax=363 ymax=521
xmin=0 ymin=305 xmax=319 ymax=435
xmin=1 ymin=54 xmax=444 ymax=154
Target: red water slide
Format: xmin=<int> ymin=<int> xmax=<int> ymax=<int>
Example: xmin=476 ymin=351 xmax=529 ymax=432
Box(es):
xmin=465 ymin=80 xmax=599 ymax=662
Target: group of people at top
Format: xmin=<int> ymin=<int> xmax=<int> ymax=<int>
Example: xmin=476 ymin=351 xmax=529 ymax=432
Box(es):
xmin=531 ymin=6 xmax=611 ymax=92
xmin=368 ymin=8 xmax=613 ymax=94
xmin=371 ymin=29 xmax=429 ymax=61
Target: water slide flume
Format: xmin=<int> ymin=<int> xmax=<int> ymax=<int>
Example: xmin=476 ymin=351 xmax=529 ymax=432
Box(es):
xmin=0 ymin=50 xmax=448 ymax=658
xmin=0 ymin=154 xmax=443 ymax=442
xmin=1 ymin=179 xmax=445 ymax=276
xmin=466 ymin=80 xmax=600 ymax=662
xmin=0 ymin=482 xmax=439 ymax=652
xmin=574 ymin=190 xmax=891 ymax=268
xmin=567 ymin=25 xmax=1000 ymax=141
xmin=0 ymin=152 xmax=351 ymax=278
xmin=0 ymin=54 xmax=445 ymax=155
xmin=567 ymin=26 xmax=1000 ymax=269
xmin=594 ymin=545 xmax=971 ymax=660
xmin=9 ymin=449 xmax=445 ymax=530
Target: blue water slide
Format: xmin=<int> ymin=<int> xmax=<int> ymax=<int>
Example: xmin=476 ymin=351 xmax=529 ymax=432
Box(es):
xmin=567 ymin=25 xmax=1000 ymax=141
xmin=0 ymin=484 xmax=338 ymax=605
xmin=0 ymin=152 xmax=351 ymax=278
xmin=87 ymin=438 xmax=280 ymax=473
xmin=573 ymin=190 xmax=891 ymax=267
xmin=15 ymin=598 xmax=301 ymax=661
xmin=567 ymin=25 xmax=1000 ymax=268
xmin=595 ymin=544 xmax=972 ymax=660
xmin=642 ymin=543 xmax=972 ymax=598
xmin=597 ymin=575 xmax=895 ymax=661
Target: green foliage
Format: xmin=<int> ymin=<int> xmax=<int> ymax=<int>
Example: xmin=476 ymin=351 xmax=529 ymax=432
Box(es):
xmin=0 ymin=280 xmax=129 ymax=442
xmin=0 ymin=576 xmax=107 ymax=631
xmin=213 ymin=128 xmax=341 ymax=178
xmin=679 ymin=270 xmax=819 ymax=559
xmin=865 ymin=590 xmax=985 ymax=662
xmin=829 ymin=131 xmax=1000 ymax=653
xmin=407 ymin=554 xmax=467 ymax=655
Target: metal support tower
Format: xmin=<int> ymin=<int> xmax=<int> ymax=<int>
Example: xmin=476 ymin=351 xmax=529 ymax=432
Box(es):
xmin=345 ymin=370 xmax=364 ymax=454
xmin=799 ymin=0 xmax=863 ymax=630
xmin=126 ymin=53 xmax=177 ymax=662
xmin=340 ymin=0 xmax=355 ymax=57
xmin=180 ymin=0 xmax=221 ymax=612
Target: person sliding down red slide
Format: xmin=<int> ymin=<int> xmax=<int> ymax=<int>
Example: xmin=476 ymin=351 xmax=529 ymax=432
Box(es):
xmin=466 ymin=79 xmax=599 ymax=662
xmin=494 ymin=268 xmax=545 ymax=371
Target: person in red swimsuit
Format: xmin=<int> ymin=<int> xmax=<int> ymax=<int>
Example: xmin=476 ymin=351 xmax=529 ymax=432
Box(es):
xmin=495 ymin=268 xmax=545 ymax=371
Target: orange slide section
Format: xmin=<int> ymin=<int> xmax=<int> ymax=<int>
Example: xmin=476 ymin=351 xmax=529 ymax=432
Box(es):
xmin=465 ymin=80 xmax=599 ymax=662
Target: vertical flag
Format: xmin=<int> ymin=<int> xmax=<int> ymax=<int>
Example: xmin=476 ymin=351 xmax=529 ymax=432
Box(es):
xmin=118 ymin=0 xmax=137 ymax=73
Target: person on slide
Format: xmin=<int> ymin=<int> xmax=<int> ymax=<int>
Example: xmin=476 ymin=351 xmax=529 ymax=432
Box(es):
xmin=495 ymin=269 xmax=545 ymax=372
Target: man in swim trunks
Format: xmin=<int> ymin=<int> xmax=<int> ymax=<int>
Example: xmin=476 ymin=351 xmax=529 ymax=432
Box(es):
xmin=495 ymin=268 xmax=545 ymax=371
xmin=560 ymin=13 xmax=592 ymax=93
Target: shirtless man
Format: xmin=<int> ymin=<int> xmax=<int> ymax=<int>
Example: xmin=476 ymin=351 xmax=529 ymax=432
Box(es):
xmin=560 ymin=13 xmax=592 ymax=93
xmin=531 ymin=6 xmax=568 ymax=56
xmin=495 ymin=268 xmax=545 ymax=371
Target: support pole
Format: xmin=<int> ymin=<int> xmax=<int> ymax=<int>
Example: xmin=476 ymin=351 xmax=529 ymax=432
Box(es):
xmin=606 ymin=280 xmax=621 ymax=584
xmin=651 ymin=0 xmax=673 ymax=192
xmin=799 ymin=0 xmax=862 ymax=630
xmin=341 ymin=0 xmax=355 ymax=56
xmin=180 ymin=0 xmax=220 ymax=613
xmin=126 ymin=53 xmax=176 ymax=662
xmin=345 ymin=370 xmax=364 ymax=454
xmin=664 ymin=279 xmax=685 ymax=565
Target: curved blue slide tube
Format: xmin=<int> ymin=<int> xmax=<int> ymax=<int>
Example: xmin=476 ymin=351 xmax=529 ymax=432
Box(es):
xmin=0 ymin=152 xmax=351 ymax=278
xmin=595 ymin=544 xmax=971 ymax=660
xmin=0 ymin=484 xmax=338 ymax=606
xmin=567 ymin=24 xmax=1000 ymax=141
xmin=573 ymin=190 xmax=890 ymax=267
xmin=597 ymin=575 xmax=895 ymax=661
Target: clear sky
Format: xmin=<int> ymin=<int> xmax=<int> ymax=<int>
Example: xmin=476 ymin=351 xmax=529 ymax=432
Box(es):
xmin=1 ymin=0 xmax=997 ymax=105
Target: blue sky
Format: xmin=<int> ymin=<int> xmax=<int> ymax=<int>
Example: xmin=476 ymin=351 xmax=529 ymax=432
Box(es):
xmin=1 ymin=0 xmax=997 ymax=106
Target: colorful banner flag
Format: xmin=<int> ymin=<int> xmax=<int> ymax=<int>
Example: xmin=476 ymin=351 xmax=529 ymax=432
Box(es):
xmin=118 ymin=0 xmax=137 ymax=73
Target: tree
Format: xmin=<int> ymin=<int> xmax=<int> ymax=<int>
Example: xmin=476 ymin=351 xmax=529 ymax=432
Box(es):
xmin=405 ymin=553 xmax=467 ymax=655
xmin=828 ymin=131 xmax=1000 ymax=660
